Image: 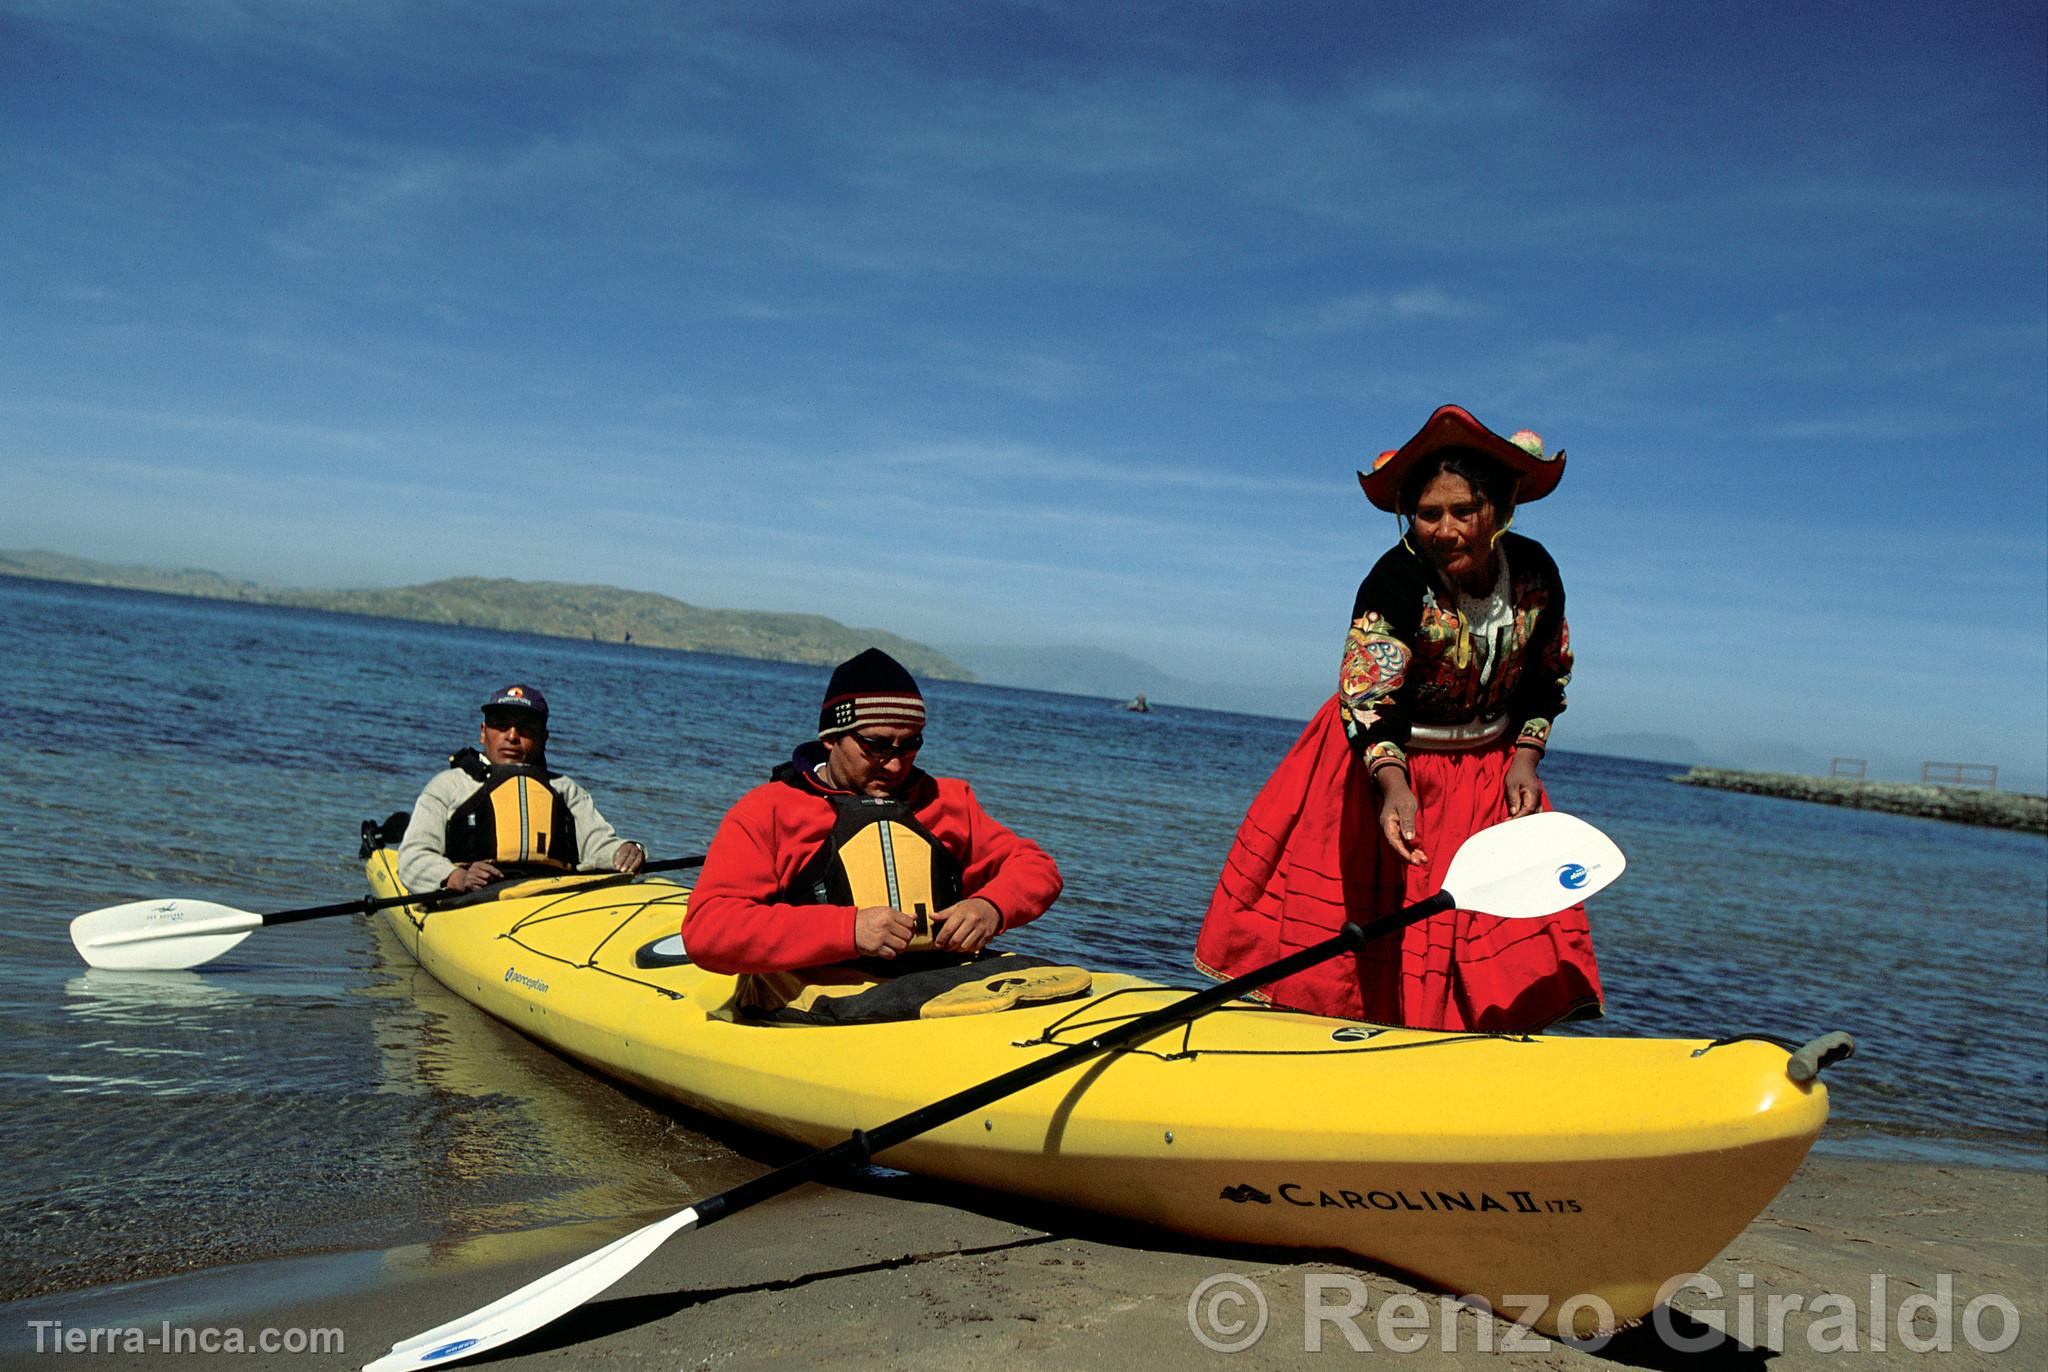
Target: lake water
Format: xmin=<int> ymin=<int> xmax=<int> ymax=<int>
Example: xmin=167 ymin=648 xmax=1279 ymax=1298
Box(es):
xmin=1 ymin=575 xmax=2042 ymax=1301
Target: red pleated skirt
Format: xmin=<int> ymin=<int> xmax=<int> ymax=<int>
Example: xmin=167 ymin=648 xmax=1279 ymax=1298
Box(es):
xmin=1194 ymin=696 xmax=1602 ymax=1031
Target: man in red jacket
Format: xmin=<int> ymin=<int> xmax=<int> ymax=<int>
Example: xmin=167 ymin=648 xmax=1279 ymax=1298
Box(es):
xmin=685 ymin=648 xmax=1063 ymax=981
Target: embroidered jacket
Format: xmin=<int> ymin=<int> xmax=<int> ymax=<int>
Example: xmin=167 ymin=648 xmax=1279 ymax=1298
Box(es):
xmin=1338 ymin=532 xmax=1572 ymax=776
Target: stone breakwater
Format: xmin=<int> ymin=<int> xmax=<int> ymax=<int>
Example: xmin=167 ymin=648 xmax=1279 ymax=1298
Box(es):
xmin=1671 ymin=768 xmax=2047 ymax=834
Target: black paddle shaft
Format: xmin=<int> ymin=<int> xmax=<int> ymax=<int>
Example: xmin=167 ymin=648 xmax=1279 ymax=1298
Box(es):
xmin=261 ymin=856 xmax=706 ymax=929
xmin=690 ymin=888 xmax=1457 ymax=1227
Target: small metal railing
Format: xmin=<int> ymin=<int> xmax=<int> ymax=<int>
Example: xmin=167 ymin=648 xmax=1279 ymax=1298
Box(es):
xmin=1921 ymin=762 xmax=1998 ymax=789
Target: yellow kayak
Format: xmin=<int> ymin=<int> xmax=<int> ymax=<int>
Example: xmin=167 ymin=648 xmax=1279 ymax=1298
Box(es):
xmin=366 ymin=848 xmax=1837 ymax=1336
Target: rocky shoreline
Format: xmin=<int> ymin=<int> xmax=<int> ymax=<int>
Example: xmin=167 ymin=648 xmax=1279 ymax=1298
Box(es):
xmin=1672 ymin=768 xmax=2047 ymax=834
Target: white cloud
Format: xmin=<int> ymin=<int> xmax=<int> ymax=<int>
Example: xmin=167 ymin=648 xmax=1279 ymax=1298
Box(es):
xmin=1267 ymin=286 xmax=1487 ymax=336
xmin=1390 ymin=287 xmax=1481 ymax=320
xmin=0 ymin=398 xmax=391 ymax=455
xmin=951 ymin=350 xmax=1100 ymax=403
xmin=840 ymin=437 xmax=1329 ymax=500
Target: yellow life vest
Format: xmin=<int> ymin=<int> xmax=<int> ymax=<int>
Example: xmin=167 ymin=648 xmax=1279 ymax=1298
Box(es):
xmin=780 ymin=793 xmax=965 ymax=952
xmin=444 ymin=749 xmax=578 ymax=870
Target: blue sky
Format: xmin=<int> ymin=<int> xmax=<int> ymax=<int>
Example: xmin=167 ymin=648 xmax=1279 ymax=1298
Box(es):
xmin=4 ymin=1 xmax=2044 ymax=788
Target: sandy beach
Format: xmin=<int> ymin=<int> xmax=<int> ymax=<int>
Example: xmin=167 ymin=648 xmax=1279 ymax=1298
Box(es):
xmin=6 ymin=1153 xmax=2038 ymax=1370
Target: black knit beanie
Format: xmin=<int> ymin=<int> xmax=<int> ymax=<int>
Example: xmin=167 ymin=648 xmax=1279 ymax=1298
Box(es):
xmin=818 ymin=648 xmax=926 ymax=738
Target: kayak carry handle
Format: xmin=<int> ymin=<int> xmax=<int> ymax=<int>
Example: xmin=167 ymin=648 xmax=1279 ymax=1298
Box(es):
xmin=1787 ymin=1031 xmax=1855 ymax=1083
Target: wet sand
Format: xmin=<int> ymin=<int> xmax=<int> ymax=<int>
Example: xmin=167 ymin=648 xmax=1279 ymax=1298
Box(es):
xmin=4 ymin=1155 xmax=2038 ymax=1370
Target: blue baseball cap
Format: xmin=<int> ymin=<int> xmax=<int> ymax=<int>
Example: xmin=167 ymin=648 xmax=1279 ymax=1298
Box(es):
xmin=481 ymin=684 xmax=549 ymax=722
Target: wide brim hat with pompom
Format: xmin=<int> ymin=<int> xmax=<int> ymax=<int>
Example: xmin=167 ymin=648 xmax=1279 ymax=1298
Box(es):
xmin=1357 ymin=404 xmax=1565 ymax=512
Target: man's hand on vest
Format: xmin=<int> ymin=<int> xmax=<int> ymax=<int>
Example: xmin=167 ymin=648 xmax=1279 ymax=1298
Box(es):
xmin=444 ymin=861 xmax=503 ymax=893
xmin=932 ymin=897 xmax=1001 ymax=955
xmin=854 ymin=905 xmax=917 ymax=959
xmin=611 ymin=841 xmax=646 ymax=874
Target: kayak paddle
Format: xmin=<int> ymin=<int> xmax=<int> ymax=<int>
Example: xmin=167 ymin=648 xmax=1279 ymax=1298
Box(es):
xmin=362 ymin=809 xmax=1624 ymax=1372
xmin=69 ymin=856 xmax=706 ymax=972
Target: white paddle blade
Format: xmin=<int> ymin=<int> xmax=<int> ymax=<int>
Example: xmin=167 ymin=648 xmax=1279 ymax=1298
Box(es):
xmin=69 ymin=900 xmax=263 ymax=970
xmin=364 ymin=1207 xmax=702 ymax=1372
xmin=1441 ymin=811 xmax=1626 ymax=920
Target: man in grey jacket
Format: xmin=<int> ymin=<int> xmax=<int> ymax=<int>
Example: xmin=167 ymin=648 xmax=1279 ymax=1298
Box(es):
xmin=397 ymin=684 xmax=646 ymax=893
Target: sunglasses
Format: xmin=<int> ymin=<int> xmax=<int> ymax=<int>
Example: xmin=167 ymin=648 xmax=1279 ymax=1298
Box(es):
xmin=847 ymin=730 xmax=923 ymax=760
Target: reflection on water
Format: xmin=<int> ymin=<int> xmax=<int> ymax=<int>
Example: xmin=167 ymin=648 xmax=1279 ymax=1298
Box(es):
xmin=0 ymin=575 xmax=2041 ymax=1304
xmin=49 ymin=978 xmax=264 ymax=1119
xmin=67 ymin=969 xmax=251 ymax=1018
xmin=359 ymin=915 xmax=761 ymax=1243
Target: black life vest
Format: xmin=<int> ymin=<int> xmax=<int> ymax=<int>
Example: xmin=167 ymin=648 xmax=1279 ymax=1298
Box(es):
xmin=775 ymin=776 xmax=964 ymax=952
xmin=444 ymin=748 xmax=579 ymax=870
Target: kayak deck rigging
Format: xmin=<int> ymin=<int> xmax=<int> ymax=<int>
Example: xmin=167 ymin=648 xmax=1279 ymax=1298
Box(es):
xmin=1019 ymin=988 xmax=1515 ymax=1060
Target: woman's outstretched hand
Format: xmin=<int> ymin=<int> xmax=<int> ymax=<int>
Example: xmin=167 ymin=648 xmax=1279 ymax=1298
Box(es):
xmin=1375 ymin=771 xmax=1429 ymax=866
xmin=1504 ymin=748 xmax=1544 ymax=817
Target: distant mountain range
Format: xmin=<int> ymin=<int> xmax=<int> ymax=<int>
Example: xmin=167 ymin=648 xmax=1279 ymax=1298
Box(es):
xmin=938 ymin=642 xmax=1325 ymax=720
xmin=0 ymin=549 xmax=1756 ymax=761
xmin=939 ymin=643 xmax=1166 ymax=699
xmin=0 ymin=548 xmax=968 ymax=680
xmin=1566 ymin=731 xmax=1717 ymax=768
xmin=1566 ymin=731 xmax=1849 ymax=776
xmin=938 ymin=645 xmax=1742 ymax=761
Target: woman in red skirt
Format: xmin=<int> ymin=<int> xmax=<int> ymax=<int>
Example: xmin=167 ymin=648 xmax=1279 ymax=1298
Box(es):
xmin=1195 ymin=404 xmax=1602 ymax=1032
